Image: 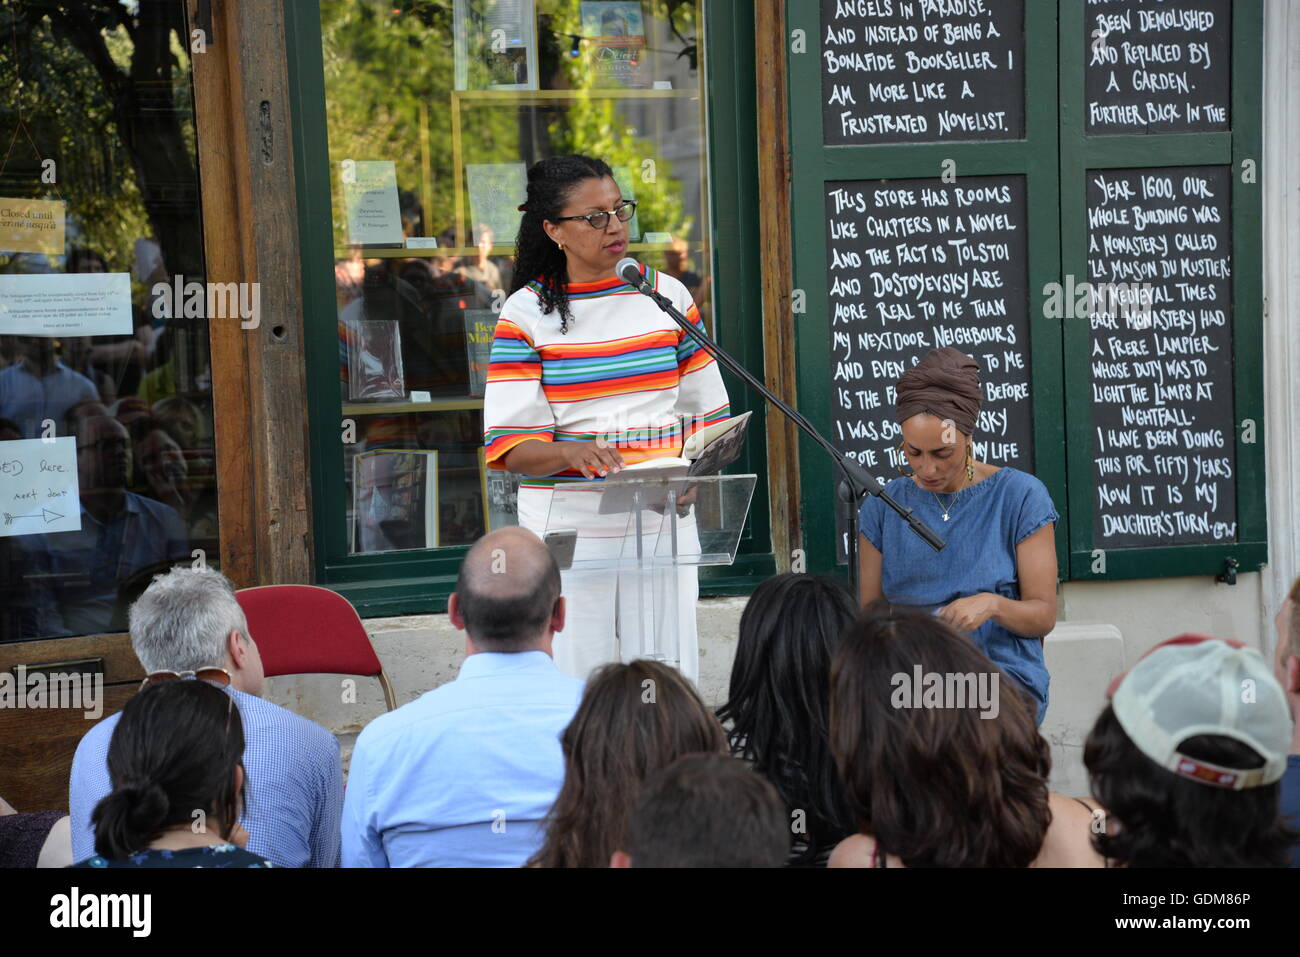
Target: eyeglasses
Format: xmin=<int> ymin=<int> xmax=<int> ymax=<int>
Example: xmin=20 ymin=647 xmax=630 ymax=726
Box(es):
xmin=552 ymin=201 xmax=636 ymax=230
xmin=140 ymin=667 xmax=232 ymax=690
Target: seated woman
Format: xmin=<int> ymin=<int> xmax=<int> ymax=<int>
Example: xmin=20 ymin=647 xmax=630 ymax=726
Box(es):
xmin=717 ymin=573 xmax=857 ymax=866
xmin=528 ymin=659 xmax=727 ymax=868
xmin=0 ymin=798 xmax=70 ymax=868
xmin=857 ymin=347 xmax=1059 ymax=724
xmin=827 ymin=605 xmax=1101 ymax=868
xmin=1085 ymin=635 xmax=1297 ymax=867
xmin=73 ymin=679 xmax=272 ymax=868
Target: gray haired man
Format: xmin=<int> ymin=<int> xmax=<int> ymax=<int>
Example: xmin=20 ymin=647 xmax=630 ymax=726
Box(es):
xmin=69 ymin=567 xmax=344 ymax=866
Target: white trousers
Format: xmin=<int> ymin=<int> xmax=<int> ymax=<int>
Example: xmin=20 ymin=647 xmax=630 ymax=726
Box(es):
xmin=517 ymin=484 xmax=700 ymax=685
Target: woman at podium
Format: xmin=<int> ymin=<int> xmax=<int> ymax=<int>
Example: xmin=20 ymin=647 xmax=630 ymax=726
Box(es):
xmin=857 ymin=347 xmax=1059 ymax=723
xmin=482 ymin=155 xmax=729 ymax=683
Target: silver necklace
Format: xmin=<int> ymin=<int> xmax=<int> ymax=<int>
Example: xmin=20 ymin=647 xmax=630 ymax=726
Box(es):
xmin=931 ymin=483 xmax=967 ymax=521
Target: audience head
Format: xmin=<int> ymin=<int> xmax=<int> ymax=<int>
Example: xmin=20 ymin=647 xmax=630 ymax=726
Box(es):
xmin=717 ymin=572 xmax=857 ymax=864
xmin=612 ymin=753 xmax=789 ymax=868
xmin=128 ymin=567 xmax=264 ymax=696
xmin=529 ymin=659 xmax=726 ymax=867
xmin=1274 ymin=576 xmax=1300 ymax=712
xmin=1085 ymin=634 xmax=1296 ymax=867
xmin=92 ymin=679 xmax=246 ymax=859
xmin=69 ymin=413 xmax=131 ymax=494
xmin=450 ymin=527 xmax=563 ymax=654
xmin=128 ymin=417 xmax=189 ymax=494
xmin=829 ymin=603 xmax=1050 ymax=867
xmin=152 ymin=397 xmax=202 ymax=449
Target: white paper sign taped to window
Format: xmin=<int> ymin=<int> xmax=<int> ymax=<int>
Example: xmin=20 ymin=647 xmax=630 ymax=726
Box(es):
xmin=0 ymin=436 xmax=81 ymax=537
xmin=0 ymin=272 xmax=133 ymax=337
xmin=344 ymin=161 xmax=403 ymax=246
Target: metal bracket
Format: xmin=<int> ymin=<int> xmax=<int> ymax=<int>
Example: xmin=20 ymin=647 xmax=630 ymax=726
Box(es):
xmin=1216 ymin=557 xmax=1239 ymax=586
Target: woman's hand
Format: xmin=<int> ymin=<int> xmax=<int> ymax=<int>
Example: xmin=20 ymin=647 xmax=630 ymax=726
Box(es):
xmin=559 ymin=441 xmax=626 ymax=479
xmin=502 ymin=439 xmax=625 ymax=478
xmin=937 ymin=593 xmax=1002 ymax=633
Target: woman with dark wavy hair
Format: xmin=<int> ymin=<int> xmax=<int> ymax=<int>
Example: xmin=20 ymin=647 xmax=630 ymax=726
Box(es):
xmin=482 ymin=155 xmax=730 ymax=681
xmin=528 ymin=659 xmax=727 ymax=868
xmin=828 ymin=604 xmax=1100 ymax=868
xmin=717 ymin=573 xmax=857 ymax=866
xmin=72 ymin=679 xmax=271 ymax=868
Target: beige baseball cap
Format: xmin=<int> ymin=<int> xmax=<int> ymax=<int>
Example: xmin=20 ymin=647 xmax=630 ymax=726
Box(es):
xmin=1107 ymin=635 xmax=1291 ymax=790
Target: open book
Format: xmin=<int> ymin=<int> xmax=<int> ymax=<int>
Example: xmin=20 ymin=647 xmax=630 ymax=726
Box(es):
xmin=614 ymin=411 xmax=752 ymax=479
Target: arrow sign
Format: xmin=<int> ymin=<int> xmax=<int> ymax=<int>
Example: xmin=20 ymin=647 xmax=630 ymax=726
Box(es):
xmin=3 ymin=506 xmax=65 ymax=526
xmin=0 ymin=437 xmax=81 ymax=538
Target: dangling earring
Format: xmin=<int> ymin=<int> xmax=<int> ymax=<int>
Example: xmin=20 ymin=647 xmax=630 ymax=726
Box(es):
xmin=895 ymin=441 xmax=912 ymax=476
xmin=965 ymin=443 xmax=975 ymax=483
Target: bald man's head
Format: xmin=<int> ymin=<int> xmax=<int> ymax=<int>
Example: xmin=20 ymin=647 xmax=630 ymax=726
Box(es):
xmin=454 ymin=527 xmax=562 ymax=650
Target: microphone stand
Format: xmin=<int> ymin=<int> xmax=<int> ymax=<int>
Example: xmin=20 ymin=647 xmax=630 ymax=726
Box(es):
xmin=621 ymin=265 xmax=944 ymax=594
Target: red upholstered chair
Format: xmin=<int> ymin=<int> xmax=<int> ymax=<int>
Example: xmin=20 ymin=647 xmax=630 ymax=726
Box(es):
xmin=234 ymin=585 xmax=397 ymax=712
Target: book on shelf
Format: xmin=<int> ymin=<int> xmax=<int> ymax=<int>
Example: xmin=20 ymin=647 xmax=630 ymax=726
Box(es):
xmin=581 ymin=1 xmax=650 ymax=89
xmin=352 ymin=449 xmax=440 ymax=553
xmin=463 ymin=309 xmax=497 ymax=397
xmin=454 ymin=0 xmax=539 ymax=91
xmin=345 ymin=317 xmax=407 ymax=401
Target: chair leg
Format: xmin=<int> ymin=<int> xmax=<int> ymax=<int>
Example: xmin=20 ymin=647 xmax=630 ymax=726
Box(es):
xmin=377 ymin=669 xmax=397 ymax=712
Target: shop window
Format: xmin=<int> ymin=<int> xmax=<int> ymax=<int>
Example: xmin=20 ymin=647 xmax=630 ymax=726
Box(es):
xmin=0 ymin=0 xmax=220 ymax=640
xmin=288 ymin=0 xmax=773 ymax=613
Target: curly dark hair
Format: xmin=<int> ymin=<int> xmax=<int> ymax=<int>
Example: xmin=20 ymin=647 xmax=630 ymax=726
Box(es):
xmin=829 ymin=603 xmax=1052 ymax=867
xmin=1084 ymin=704 xmax=1299 ymax=867
xmin=510 ymin=154 xmax=615 ymax=334
xmin=716 ymin=573 xmax=858 ymax=866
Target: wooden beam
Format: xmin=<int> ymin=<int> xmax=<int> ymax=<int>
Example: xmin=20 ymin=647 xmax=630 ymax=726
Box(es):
xmin=191 ymin=0 xmax=313 ymax=586
xmin=754 ymin=1 xmax=800 ymax=571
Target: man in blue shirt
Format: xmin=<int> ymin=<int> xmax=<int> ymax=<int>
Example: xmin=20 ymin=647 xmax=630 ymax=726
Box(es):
xmin=69 ymin=567 xmax=344 ymax=867
xmin=1273 ymin=580 xmax=1300 ymax=867
xmin=0 ymin=337 xmax=99 ymax=439
xmin=342 ymin=526 xmax=582 ymax=867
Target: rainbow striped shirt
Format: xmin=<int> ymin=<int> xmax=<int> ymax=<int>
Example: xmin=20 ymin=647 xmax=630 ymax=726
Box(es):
xmin=483 ymin=265 xmax=730 ymax=482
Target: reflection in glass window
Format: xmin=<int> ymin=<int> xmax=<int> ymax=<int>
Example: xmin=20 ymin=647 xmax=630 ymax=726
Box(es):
xmin=320 ymin=0 xmax=711 ymax=553
xmin=0 ymin=1 xmax=218 ymax=640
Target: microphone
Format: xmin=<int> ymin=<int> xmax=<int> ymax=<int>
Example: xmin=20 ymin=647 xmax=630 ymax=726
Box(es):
xmin=616 ymin=257 xmax=653 ymax=293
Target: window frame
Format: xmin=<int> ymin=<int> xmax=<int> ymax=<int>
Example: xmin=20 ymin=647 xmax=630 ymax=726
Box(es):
xmin=1059 ymin=0 xmax=1266 ymax=580
xmin=284 ymin=0 xmax=774 ymax=616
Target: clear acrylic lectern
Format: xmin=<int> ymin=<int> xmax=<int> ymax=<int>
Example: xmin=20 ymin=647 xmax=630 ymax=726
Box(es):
xmin=541 ymin=473 xmax=757 ymax=670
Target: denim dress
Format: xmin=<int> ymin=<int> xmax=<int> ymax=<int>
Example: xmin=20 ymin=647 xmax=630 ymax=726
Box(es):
xmin=858 ymin=467 xmax=1059 ymax=724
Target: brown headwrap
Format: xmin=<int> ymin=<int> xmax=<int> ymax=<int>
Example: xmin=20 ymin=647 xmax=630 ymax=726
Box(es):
xmin=894 ymin=347 xmax=982 ymax=435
